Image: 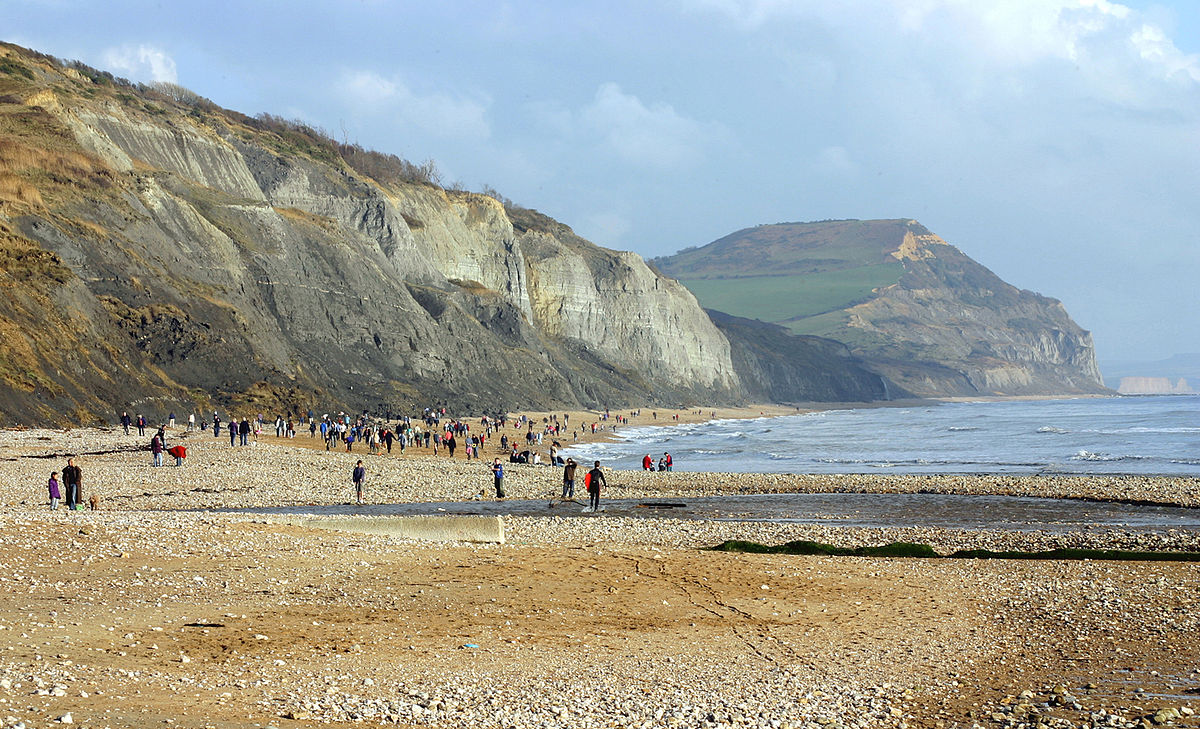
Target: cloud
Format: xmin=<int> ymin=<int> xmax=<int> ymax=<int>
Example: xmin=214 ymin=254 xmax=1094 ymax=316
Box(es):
xmin=340 ymin=70 xmax=491 ymax=141
xmin=553 ymin=82 xmax=728 ymax=171
xmin=683 ymin=1 xmax=1200 ymax=97
xmin=100 ymin=44 xmax=177 ymax=83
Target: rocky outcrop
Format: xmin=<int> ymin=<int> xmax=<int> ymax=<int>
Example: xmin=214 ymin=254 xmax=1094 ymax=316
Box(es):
xmin=843 ymin=230 xmax=1105 ymax=396
xmin=1117 ymin=377 xmax=1196 ymax=395
xmin=656 ymin=219 xmax=1107 ymax=398
xmin=0 ymin=44 xmax=740 ymax=423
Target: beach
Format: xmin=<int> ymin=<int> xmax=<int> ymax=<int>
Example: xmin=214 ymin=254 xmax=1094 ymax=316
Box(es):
xmin=0 ymin=417 xmax=1196 ymax=729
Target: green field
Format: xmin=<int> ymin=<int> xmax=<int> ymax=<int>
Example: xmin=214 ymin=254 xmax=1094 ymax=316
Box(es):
xmin=681 ymin=261 xmax=903 ymax=325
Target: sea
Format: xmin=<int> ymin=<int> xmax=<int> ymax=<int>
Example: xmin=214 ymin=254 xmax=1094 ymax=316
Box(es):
xmin=561 ymin=396 xmax=1200 ymax=476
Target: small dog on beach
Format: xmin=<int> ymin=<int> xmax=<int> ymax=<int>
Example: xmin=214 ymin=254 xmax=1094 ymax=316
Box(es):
xmin=88 ymin=493 xmax=100 ymax=511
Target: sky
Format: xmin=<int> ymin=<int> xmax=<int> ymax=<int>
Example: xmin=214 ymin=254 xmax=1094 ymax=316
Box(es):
xmin=6 ymin=0 xmax=1199 ymax=364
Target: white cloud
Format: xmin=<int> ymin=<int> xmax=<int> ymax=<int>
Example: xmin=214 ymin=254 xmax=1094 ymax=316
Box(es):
xmin=340 ymin=70 xmax=491 ymax=141
xmin=581 ymin=82 xmax=727 ymax=170
xmin=683 ymin=1 xmax=1200 ymax=93
xmin=100 ymin=44 xmax=177 ymax=83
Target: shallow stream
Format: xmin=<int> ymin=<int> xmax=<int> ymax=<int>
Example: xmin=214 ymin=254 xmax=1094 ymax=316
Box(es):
xmin=231 ymin=492 xmax=1200 ymax=533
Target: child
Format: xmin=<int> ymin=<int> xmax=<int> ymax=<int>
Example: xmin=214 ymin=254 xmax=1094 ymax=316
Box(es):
xmin=48 ymin=471 xmax=61 ymax=510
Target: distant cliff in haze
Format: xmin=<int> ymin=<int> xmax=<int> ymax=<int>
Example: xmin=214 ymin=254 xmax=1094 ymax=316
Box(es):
xmin=654 ymin=219 xmax=1107 ymax=398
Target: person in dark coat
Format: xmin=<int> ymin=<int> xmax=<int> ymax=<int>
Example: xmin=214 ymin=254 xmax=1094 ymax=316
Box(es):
xmin=352 ymin=460 xmax=366 ymax=504
xmin=586 ymin=461 xmax=606 ymax=512
xmin=62 ymin=458 xmax=82 ymax=511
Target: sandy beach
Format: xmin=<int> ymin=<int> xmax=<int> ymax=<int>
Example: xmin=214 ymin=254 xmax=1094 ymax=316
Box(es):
xmin=0 ymin=414 xmax=1196 ymax=729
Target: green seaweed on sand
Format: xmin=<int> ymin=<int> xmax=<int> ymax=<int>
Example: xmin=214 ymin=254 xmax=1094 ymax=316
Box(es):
xmin=711 ymin=540 xmax=1200 ymax=561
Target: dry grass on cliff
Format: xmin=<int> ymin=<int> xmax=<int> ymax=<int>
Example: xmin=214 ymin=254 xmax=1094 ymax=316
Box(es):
xmin=0 ymin=171 xmax=43 ymax=207
xmin=0 ymin=138 xmax=118 ymax=219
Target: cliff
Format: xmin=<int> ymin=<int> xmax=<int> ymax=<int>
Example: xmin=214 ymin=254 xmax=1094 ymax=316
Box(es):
xmin=1117 ymin=377 xmax=1196 ymax=396
xmin=706 ymin=310 xmax=897 ymax=403
xmin=655 ymin=219 xmax=1107 ymax=398
xmin=0 ymin=44 xmax=741 ymax=423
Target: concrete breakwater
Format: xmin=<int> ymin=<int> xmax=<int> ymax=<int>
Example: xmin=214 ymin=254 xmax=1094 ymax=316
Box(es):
xmin=262 ymin=514 xmax=505 ymax=543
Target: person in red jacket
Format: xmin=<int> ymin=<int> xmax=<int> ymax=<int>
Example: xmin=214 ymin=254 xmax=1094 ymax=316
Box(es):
xmin=642 ymin=454 xmax=653 ymax=471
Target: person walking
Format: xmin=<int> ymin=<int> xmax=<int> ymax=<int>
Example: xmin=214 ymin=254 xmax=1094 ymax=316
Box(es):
xmin=586 ymin=460 xmax=606 ymax=512
xmin=121 ymin=411 xmax=131 ymax=435
xmin=62 ymin=458 xmax=82 ymax=511
xmin=151 ymin=433 xmax=164 ymax=467
xmin=47 ymin=471 xmax=62 ymax=510
xmin=491 ymin=458 xmax=505 ymax=499
xmin=229 ymin=419 xmax=237 ymax=447
xmin=187 ymin=412 xmax=195 ymax=431
xmin=239 ymin=417 xmax=250 ymax=446
xmin=562 ymin=458 xmax=578 ymax=498
xmin=352 ymin=460 xmax=366 ymax=504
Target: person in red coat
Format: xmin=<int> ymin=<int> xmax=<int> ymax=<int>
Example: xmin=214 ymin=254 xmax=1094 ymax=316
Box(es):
xmin=642 ymin=454 xmax=653 ymax=471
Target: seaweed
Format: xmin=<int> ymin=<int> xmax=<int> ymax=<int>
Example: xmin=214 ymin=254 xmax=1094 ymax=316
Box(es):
xmin=711 ymin=540 xmax=1200 ymax=561
xmin=950 ymin=547 xmax=1200 ymax=562
xmin=712 ymin=540 xmax=939 ymax=558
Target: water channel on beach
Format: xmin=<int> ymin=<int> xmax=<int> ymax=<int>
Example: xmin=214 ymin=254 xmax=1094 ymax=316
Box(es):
xmin=229 ymin=492 xmax=1200 ymax=534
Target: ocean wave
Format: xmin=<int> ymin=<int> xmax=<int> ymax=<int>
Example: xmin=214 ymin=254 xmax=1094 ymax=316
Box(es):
xmin=947 ymin=426 xmax=980 ymax=432
xmin=1037 ymin=426 xmax=1069 ymax=434
xmin=1069 ymin=450 xmax=1154 ymax=463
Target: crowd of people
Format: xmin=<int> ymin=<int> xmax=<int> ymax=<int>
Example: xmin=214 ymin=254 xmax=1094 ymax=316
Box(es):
xmin=43 ymin=405 xmax=683 ymax=512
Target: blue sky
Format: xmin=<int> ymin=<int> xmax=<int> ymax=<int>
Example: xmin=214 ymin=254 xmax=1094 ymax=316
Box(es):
xmin=7 ymin=0 xmax=1199 ymax=363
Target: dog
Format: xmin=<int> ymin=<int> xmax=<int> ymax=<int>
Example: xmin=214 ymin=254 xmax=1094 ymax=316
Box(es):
xmin=88 ymin=493 xmax=100 ymax=511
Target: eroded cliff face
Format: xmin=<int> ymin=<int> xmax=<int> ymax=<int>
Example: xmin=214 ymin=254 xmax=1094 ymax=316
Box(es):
xmin=845 ymin=232 xmax=1105 ymax=396
xmin=654 ymin=218 xmax=1106 ymax=398
xmin=0 ymin=45 xmax=739 ymax=423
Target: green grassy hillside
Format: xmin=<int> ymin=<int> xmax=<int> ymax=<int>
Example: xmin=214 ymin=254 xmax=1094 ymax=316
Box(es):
xmin=659 ymin=219 xmax=920 ymax=278
xmin=655 ymin=219 xmax=915 ymax=331
xmin=680 ymin=262 xmax=903 ymax=329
